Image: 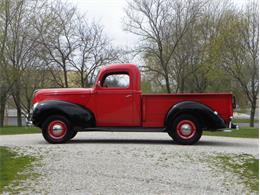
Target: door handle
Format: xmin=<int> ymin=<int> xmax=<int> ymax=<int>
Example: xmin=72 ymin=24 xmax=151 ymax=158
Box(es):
xmin=125 ymin=95 xmax=132 ymax=98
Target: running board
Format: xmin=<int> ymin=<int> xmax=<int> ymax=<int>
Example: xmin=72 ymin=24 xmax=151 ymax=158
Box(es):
xmin=80 ymin=127 xmax=166 ymax=132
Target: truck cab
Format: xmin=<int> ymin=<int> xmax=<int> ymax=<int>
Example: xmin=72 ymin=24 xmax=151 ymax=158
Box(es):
xmin=94 ymin=64 xmax=141 ymax=126
xmin=32 ymin=64 xmax=236 ymax=145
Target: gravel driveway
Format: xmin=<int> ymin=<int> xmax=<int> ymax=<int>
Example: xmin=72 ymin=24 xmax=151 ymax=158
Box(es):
xmin=0 ymin=132 xmax=258 ymax=195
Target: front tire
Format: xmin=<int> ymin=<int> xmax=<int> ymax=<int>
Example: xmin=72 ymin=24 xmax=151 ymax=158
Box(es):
xmin=42 ymin=115 xmax=73 ymax=144
xmin=167 ymin=114 xmax=202 ymax=145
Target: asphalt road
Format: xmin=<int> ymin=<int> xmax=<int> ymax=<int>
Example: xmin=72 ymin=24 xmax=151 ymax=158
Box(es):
xmin=0 ymin=132 xmax=258 ymax=195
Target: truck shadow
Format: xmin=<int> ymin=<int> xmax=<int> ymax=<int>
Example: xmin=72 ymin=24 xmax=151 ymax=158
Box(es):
xmin=68 ymin=139 xmax=174 ymax=145
xmin=66 ymin=139 xmax=253 ymax=147
xmin=197 ymin=140 xmax=256 ymax=147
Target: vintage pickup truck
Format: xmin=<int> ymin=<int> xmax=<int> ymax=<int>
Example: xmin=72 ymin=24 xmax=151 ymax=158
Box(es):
xmin=32 ymin=64 xmax=236 ymax=144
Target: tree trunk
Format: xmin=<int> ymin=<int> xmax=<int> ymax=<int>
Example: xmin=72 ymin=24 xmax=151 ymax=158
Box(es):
xmin=62 ymin=62 xmax=69 ymax=88
xmin=64 ymin=69 xmax=69 ymax=88
xmin=81 ymin=72 xmax=84 ymax=88
xmin=17 ymin=104 xmax=22 ymax=127
xmin=165 ymin=75 xmax=171 ymax=93
xmin=0 ymin=95 xmax=6 ymax=127
xmin=249 ymin=98 xmax=256 ymax=127
xmin=16 ymin=88 xmax=22 ymax=127
xmin=13 ymin=82 xmax=23 ymax=127
xmin=180 ymin=78 xmax=185 ymax=93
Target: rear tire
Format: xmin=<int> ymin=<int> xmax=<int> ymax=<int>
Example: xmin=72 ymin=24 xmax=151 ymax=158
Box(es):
xmin=42 ymin=115 xmax=73 ymax=144
xmin=167 ymin=114 xmax=202 ymax=145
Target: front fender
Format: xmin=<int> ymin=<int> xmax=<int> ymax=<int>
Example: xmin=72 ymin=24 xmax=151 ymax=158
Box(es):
xmin=32 ymin=100 xmax=95 ymax=128
xmin=165 ymin=101 xmax=226 ymax=130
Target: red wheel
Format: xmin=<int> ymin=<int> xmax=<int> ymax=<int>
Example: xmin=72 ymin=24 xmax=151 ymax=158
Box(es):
xmin=176 ymin=120 xmax=197 ymax=140
xmin=47 ymin=120 xmax=67 ymax=140
xmin=42 ymin=115 xmax=73 ymax=144
xmin=168 ymin=114 xmax=202 ymax=145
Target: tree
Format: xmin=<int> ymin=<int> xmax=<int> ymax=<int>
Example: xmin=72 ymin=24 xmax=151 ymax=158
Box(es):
xmin=0 ymin=0 xmax=49 ymax=126
xmin=35 ymin=1 xmax=120 ymax=88
xmin=70 ymin=20 xmax=119 ymax=87
xmin=172 ymin=0 xmax=234 ymax=93
xmin=3 ymin=0 xmax=46 ymax=126
xmin=34 ymin=1 xmax=78 ymax=88
xmin=124 ymin=0 xmax=205 ymax=93
xmin=0 ymin=0 xmax=11 ymax=127
xmin=215 ymin=1 xmax=259 ymax=127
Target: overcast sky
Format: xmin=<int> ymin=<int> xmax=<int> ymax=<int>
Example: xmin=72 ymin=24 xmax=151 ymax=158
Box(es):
xmin=67 ymin=0 xmax=247 ymax=48
xmin=68 ymin=0 xmax=137 ymax=48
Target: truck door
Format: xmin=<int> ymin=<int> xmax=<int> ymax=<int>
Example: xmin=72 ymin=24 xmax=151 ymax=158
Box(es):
xmin=95 ymin=72 xmax=134 ymax=126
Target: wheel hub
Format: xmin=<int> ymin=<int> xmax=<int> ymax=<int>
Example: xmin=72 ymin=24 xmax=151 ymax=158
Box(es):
xmin=48 ymin=120 xmax=67 ymax=139
xmin=176 ymin=120 xmax=197 ymax=140
xmin=180 ymin=124 xmax=192 ymax=135
xmin=52 ymin=124 xmax=63 ymax=136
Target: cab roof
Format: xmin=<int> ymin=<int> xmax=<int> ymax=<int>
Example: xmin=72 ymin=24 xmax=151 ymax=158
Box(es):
xmin=101 ymin=63 xmax=139 ymax=72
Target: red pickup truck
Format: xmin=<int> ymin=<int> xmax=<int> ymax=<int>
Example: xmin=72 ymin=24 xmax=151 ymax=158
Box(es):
xmin=32 ymin=64 xmax=236 ymax=144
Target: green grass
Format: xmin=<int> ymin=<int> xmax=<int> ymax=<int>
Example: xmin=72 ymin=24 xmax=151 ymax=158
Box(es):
xmin=0 ymin=147 xmax=36 ymax=193
xmin=0 ymin=126 xmax=40 ymax=135
xmin=212 ymin=154 xmax=259 ymax=193
xmin=204 ymin=127 xmax=259 ymax=138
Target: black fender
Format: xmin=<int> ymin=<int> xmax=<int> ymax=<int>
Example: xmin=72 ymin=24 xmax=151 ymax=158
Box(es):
xmin=164 ymin=101 xmax=226 ymax=130
xmin=32 ymin=100 xmax=95 ymax=129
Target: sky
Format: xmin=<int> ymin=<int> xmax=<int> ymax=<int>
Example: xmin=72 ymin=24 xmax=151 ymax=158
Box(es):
xmin=69 ymin=0 xmax=137 ymax=48
xmin=67 ymin=0 xmax=247 ymax=48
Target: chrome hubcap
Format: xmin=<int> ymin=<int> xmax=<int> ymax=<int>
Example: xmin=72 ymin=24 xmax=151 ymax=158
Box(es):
xmin=180 ymin=124 xmax=192 ymax=135
xmin=52 ymin=124 xmax=63 ymax=136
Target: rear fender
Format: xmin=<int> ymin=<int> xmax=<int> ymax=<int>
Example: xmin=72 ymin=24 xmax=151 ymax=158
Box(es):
xmin=164 ymin=101 xmax=226 ymax=130
xmin=32 ymin=100 xmax=95 ymax=129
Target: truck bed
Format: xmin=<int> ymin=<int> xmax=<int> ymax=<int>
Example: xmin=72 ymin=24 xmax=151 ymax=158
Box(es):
xmin=142 ymin=93 xmax=233 ymax=127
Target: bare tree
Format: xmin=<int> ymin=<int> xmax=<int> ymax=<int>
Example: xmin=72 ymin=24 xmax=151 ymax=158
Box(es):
xmin=70 ymin=20 xmax=119 ymax=87
xmin=2 ymin=0 xmax=44 ymax=126
xmin=0 ymin=0 xmax=11 ymax=127
xmin=217 ymin=1 xmax=259 ymax=127
xmin=35 ymin=1 xmax=78 ymax=88
xmin=0 ymin=0 xmax=50 ymax=126
xmin=33 ymin=0 xmax=121 ymax=89
xmin=124 ymin=0 xmax=205 ymax=93
xmin=171 ymin=1 xmax=234 ymax=93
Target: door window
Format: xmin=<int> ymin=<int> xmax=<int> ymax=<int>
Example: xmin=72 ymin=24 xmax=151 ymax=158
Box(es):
xmin=102 ymin=73 xmax=129 ymax=88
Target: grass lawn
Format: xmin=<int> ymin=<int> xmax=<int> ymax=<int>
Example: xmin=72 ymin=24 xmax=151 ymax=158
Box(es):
xmin=203 ymin=127 xmax=259 ymax=138
xmin=0 ymin=126 xmax=40 ymax=135
xmin=0 ymin=147 xmax=36 ymax=193
xmin=212 ymin=154 xmax=259 ymax=193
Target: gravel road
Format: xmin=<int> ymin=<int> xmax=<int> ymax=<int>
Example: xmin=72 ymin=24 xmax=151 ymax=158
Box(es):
xmin=0 ymin=132 xmax=258 ymax=195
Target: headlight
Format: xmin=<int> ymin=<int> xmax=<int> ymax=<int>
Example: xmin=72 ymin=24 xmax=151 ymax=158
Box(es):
xmin=33 ymin=102 xmax=39 ymax=110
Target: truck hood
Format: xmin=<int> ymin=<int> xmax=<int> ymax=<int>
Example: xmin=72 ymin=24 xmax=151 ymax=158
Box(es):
xmin=33 ymin=88 xmax=94 ymax=104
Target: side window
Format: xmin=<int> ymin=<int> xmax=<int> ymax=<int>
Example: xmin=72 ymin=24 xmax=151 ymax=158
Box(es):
xmin=102 ymin=73 xmax=130 ymax=88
